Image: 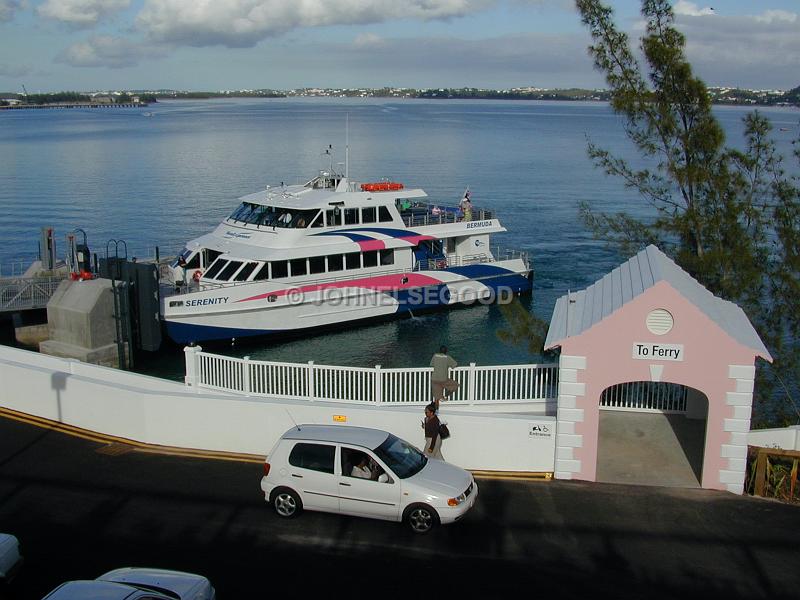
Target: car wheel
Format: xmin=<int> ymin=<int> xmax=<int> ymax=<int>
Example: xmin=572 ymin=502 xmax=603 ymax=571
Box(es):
xmin=271 ymin=488 xmax=302 ymax=518
xmin=405 ymin=504 xmax=438 ymax=534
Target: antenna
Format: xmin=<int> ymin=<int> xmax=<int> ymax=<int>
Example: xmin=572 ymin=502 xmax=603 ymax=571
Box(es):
xmin=345 ymin=114 xmax=350 ymax=180
xmin=284 ymin=408 xmax=301 ymax=431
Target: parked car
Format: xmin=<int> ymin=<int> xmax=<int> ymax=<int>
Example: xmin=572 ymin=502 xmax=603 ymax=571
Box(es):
xmin=260 ymin=425 xmax=478 ymax=533
xmin=0 ymin=533 xmax=23 ymax=584
xmin=42 ymin=567 xmax=215 ymax=599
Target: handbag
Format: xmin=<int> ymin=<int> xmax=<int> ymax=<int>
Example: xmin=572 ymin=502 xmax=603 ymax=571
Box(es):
xmin=438 ymin=422 xmax=451 ymax=440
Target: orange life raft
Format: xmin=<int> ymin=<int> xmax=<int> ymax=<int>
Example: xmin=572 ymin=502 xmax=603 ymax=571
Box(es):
xmin=360 ymin=182 xmax=404 ymax=192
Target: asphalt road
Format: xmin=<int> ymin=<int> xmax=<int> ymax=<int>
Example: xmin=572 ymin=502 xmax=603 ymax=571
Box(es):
xmin=0 ymin=416 xmax=798 ymax=600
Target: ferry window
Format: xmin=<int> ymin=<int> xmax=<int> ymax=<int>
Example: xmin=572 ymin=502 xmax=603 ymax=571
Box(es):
xmin=271 ymin=261 xmax=288 ymax=279
xmin=186 ymin=253 xmax=200 ymax=269
xmin=290 ymin=209 xmax=320 ymax=229
xmin=344 ymin=208 xmax=359 ymax=225
xmin=204 ymin=259 xmax=228 ymax=280
xmin=230 ymin=202 xmax=255 ymax=222
xmin=345 ymin=252 xmax=361 ymax=270
xmin=379 ymin=206 xmax=393 ymax=222
xmin=309 ymin=256 xmax=326 ymax=275
xmin=363 ymin=251 xmax=378 ymax=268
xmin=380 ymin=249 xmax=394 ymax=266
xmin=218 ymin=260 xmax=244 ymax=281
xmin=290 ymin=258 xmax=308 ymax=277
xmin=203 ymin=249 xmax=222 ymax=268
xmin=328 ymin=254 xmax=344 ymax=272
xmin=257 ymin=206 xmax=279 ymax=227
xmin=326 ymin=208 xmax=342 ymax=227
xmin=362 ymin=207 xmax=376 ymax=224
xmin=309 ymin=211 xmax=323 ymax=228
xmin=235 ymin=262 xmax=258 ymax=281
xmin=253 ymin=263 xmax=270 ymax=281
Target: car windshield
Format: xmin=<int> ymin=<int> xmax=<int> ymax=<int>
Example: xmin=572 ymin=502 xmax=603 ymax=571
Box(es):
xmin=373 ymin=434 xmax=427 ymax=479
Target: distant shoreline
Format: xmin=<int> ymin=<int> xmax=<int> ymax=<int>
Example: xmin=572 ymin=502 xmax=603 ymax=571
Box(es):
xmin=2 ymin=85 xmax=798 ymax=109
xmin=2 ymin=93 xmax=798 ymax=110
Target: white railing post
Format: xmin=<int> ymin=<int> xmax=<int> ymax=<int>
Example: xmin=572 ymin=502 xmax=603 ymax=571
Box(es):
xmin=243 ymin=356 xmax=251 ymax=396
xmin=468 ymin=362 xmax=477 ymax=404
xmin=374 ymin=365 xmax=382 ymax=404
xmin=184 ymin=345 xmax=203 ymax=389
xmin=307 ymin=361 xmax=315 ymax=401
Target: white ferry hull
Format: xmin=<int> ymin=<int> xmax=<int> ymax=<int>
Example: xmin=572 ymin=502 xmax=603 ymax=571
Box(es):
xmin=163 ymin=261 xmax=531 ymax=344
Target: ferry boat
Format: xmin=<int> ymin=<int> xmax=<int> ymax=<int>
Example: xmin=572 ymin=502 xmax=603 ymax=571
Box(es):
xmin=160 ymin=167 xmax=532 ymax=344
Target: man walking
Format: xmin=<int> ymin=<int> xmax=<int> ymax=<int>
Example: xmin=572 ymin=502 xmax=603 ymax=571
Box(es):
xmin=430 ymin=346 xmax=459 ymax=409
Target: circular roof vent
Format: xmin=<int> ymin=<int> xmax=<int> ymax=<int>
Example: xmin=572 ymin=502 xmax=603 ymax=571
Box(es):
xmin=646 ymin=309 xmax=674 ymax=335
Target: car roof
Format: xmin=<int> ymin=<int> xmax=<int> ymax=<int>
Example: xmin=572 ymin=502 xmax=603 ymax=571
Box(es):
xmin=281 ymin=425 xmax=390 ymax=449
xmin=42 ymin=580 xmax=153 ymax=600
xmin=98 ymin=567 xmax=209 ymax=597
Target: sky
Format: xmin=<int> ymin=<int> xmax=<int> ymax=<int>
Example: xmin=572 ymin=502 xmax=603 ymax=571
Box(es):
xmin=0 ymin=0 xmax=798 ymax=93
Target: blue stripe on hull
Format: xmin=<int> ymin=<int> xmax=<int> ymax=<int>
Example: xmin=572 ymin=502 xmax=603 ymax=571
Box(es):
xmin=165 ymin=321 xmax=275 ymax=344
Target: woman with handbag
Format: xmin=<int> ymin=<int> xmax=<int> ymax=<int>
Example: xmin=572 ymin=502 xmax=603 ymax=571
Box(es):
xmin=422 ymin=403 xmax=444 ymax=460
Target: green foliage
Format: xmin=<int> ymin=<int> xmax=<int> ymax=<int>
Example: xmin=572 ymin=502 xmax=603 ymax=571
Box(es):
xmin=576 ymin=0 xmax=800 ymax=426
xmin=746 ymin=449 xmax=800 ymax=503
xmin=496 ymin=298 xmax=549 ymax=356
xmin=25 ymin=91 xmax=91 ymax=105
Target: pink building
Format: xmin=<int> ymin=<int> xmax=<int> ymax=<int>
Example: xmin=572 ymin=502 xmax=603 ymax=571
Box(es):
xmin=545 ymin=245 xmax=771 ymax=493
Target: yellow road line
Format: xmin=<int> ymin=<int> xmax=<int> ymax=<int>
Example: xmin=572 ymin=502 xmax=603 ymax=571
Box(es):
xmin=471 ymin=471 xmax=553 ymax=481
xmin=0 ymin=406 xmax=265 ymax=464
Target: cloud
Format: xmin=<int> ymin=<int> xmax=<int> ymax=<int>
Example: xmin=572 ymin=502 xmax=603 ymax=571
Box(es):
xmin=673 ymin=1 xmax=714 ymax=17
xmin=755 ymin=10 xmax=797 ymax=25
xmin=56 ymin=35 xmax=170 ymax=68
xmin=288 ymin=31 xmax=603 ymax=88
xmin=673 ymin=8 xmax=800 ymax=88
xmin=0 ymin=0 xmax=20 ymax=22
xmin=136 ymin=0 xmax=491 ymax=48
xmin=0 ymin=62 xmax=32 ymax=77
xmin=353 ymin=33 xmax=385 ymax=49
xmin=37 ymin=0 xmax=130 ymax=28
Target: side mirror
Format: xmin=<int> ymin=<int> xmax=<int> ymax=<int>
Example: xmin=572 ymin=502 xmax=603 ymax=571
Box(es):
xmin=378 ymin=473 xmax=389 ymax=484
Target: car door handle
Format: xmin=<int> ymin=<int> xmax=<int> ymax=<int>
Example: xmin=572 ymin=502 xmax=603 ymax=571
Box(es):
xmin=291 ymin=474 xmax=303 ymax=479
xmin=339 ymin=482 xmax=351 ymax=487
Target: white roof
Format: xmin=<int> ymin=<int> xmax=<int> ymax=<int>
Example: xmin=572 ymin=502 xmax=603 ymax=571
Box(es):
xmin=544 ymin=244 xmax=772 ymax=360
xmin=239 ymin=181 xmax=427 ymax=211
xmin=281 ymin=425 xmax=391 ymax=448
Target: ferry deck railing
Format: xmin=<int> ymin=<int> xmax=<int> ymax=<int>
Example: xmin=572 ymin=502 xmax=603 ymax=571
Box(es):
xmin=186 ymin=347 xmax=558 ymax=407
xmin=400 ymin=204 xmax=493 ymax=227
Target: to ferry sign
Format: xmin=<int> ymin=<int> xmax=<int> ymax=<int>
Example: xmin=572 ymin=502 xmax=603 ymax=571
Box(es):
xmin=632 ymin=342 xmax=684 ymax=361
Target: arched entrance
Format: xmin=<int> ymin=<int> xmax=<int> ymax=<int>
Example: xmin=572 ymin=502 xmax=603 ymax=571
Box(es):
xmin=596 ymin=381 xmax=708 ymax=487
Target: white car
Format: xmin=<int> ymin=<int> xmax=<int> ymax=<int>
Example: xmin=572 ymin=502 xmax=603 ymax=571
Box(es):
xmin=42 ymin=567 xmax=215 ymax=599
xmin=0 ymin=533 xmax=22 ymax=584
xmin=260 ymin=425 xmax=478 ymax=533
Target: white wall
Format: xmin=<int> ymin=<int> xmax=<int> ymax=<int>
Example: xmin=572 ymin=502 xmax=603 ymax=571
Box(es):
xmin=748 ymin=426 xmax=800 ymax=450
xmin=0 ymin=346 xmax=556 ymax=472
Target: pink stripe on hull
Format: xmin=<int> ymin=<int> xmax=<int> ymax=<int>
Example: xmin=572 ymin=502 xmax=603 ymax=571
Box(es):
xmin=237 ymin=272 xmax=444 ymax=303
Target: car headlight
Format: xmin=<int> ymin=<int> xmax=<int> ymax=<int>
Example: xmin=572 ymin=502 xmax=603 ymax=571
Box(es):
xmin=447 ymin=493 xmax=466 ymax=506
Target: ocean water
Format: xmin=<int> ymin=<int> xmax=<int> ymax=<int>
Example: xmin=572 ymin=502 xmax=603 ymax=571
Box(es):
xmin=1 ymin=98 xmax=798 ymax=380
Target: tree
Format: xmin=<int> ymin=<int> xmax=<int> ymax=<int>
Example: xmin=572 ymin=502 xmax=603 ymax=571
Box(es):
xmin=575 ymin=0 xmax=800 ymax=426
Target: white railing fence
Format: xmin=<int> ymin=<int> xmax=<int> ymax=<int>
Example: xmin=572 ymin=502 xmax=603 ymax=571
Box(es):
xmin=600 ymin=381 xmax=688 ymax=413
xmin=186 ymin=347 xmax=558 ymax=406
